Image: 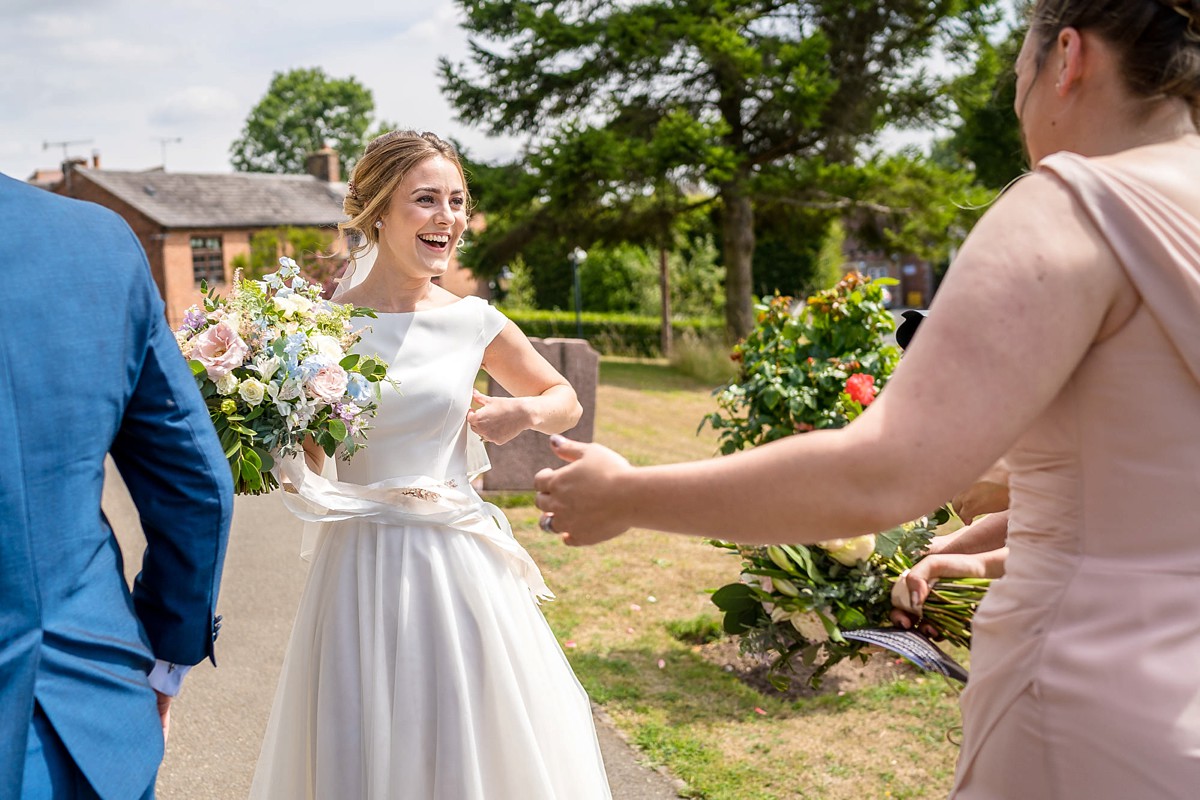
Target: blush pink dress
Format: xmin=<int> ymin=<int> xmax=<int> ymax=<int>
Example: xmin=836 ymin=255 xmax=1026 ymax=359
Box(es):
xmin=951 ymin=152 xmax=1200 ymax=798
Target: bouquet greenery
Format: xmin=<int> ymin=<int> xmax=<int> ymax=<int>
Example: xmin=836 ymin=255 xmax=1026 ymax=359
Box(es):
xmin=711 ymin=508 xmax=990 ymax=688
xmin=175 ymin=257 xmax=389 ymax=494
xmin=703 ymin=273 xmax=989 ymax=687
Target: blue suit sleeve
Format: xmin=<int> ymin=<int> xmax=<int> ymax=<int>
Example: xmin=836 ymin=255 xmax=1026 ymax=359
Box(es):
xmin=110 ymin=248 xmax=233 ymax=668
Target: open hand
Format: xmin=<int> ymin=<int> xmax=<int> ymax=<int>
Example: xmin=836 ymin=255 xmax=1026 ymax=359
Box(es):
xmin=533 ymin=436 xmax=635 ymax=546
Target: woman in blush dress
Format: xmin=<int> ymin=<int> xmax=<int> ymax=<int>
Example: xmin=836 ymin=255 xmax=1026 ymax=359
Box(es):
xmin=535 ymin=2 xmax=1200 ymax=797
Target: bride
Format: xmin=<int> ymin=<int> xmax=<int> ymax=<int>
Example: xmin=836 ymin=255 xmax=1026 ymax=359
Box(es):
xmin=249 ymin=130 xmax=612 ymax=799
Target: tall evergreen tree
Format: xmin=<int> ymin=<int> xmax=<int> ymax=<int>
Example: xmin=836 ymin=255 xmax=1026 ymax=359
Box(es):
xmin=442 ymin=0 xmax=999 ymax=337
xmin=938 ymin=24 xmax=1028 ymax=190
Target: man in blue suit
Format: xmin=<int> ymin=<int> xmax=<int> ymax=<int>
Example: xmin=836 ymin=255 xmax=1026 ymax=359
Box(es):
xmin=0 ymin=173 xmax=234 ymax=799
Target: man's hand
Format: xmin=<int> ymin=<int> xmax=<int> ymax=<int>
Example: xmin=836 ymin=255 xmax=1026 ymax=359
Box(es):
xmin=533 ymin=436 xmax=635 ymax=546
xmin=156 ymin=691 xmax=172 ymax=745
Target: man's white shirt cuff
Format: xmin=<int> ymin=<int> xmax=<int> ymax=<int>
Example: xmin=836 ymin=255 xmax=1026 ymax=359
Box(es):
xmin=148 ymin=660 xmax=191 ymax=696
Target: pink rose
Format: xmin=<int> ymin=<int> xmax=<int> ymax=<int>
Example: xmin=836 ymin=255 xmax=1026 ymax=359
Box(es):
xmin=193 ymin=322 xmax=250 ymax=379
xmin=307 ymin=364 xmax=348 ymax=403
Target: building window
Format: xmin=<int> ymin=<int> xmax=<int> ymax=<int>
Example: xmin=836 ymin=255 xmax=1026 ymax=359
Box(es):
xmin=191 ymin=236 xmax=224 ymax=285
xmin=866 ymin=265 xmax=890 ymax=280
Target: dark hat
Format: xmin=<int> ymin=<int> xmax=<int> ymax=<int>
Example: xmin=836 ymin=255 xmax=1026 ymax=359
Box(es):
xmin=895 ymin=309 xmax=927 ymax=351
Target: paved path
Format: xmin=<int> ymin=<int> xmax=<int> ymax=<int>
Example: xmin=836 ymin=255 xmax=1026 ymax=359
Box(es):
xmin=103 ymin=462 xmax=682 ymax=799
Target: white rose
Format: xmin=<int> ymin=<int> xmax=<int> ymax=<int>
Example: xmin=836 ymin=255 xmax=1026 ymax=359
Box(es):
xmin=309 ymin=334 xmax=345 ymax=362
xmin=273 ymin=293 xmax=314 ymax=317
xmin=238 ymin=378 xmax=267 ymax=406
xmin=820 ymin=534 xmax=877 ymax=567
xmin=215 ymin=372 xmax=240 ymax=396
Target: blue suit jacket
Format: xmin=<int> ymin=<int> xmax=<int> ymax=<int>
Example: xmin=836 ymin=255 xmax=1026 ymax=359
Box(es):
xmin=0 ymin=174 xmax=233 ymax=798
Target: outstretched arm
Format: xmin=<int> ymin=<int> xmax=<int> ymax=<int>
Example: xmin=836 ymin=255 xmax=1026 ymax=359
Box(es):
xmin=536 ymin=170 xmax=1131 ymax=546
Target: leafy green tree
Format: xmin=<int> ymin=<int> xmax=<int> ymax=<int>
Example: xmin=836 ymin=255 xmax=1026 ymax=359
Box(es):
xmin=496 ymin=256 xmax=538 ymax=310
xmin=231 ymin=226 xmax=340 ymax=285
xmin=936 ymin=24 xmax=1028 ymax=190
xmin=442 ymin=0 xmax=999 ymax=338
xmin=231 ymin=68 xmax=380 ymax=176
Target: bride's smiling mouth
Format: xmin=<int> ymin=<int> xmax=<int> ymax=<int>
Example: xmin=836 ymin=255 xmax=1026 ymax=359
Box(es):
xmin=418 ymin=232 xmax=451 ymax=252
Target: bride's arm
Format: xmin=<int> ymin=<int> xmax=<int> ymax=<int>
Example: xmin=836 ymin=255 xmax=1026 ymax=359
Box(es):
xmin=470 ymin=321 xmax=582 ymax=445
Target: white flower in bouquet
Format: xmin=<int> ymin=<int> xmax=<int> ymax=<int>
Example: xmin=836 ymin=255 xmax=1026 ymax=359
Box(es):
xmin=310 ymin=333 xmax=346 ymax=362
xmin=253 ymin=355 xmax=282 ymax=384
xmin=238 ymin=378 xmax=267 ymax=407
xmin=273 ymin=289 xmax=315 ymax=318
xmin=215 ymin=372 xmax=240 ymax=396
xmin=818 ymin=534 xmax=877 ymax=566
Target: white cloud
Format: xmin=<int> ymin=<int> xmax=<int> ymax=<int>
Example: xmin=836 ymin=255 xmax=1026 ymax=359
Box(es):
xmin=0 ymin=1 xmax=522 ymax=180
xmin=150 ymin=86 xmax=239 ymax=127
xmin=51 ymin=38 xmax=175 ymax=68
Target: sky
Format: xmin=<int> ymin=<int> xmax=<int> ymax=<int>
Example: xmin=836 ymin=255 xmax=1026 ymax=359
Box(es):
xmin=3 ymin=0 xmax=525 ymax=180
xmin=3 ymin=1 xmax=1011 ymax=183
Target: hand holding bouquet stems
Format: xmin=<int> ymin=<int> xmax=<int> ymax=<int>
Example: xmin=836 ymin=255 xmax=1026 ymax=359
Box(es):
xmin=174 ymin=257 xmax=392 ymax=494
xmin=890 ymin=510 xmax=1009 ymax=633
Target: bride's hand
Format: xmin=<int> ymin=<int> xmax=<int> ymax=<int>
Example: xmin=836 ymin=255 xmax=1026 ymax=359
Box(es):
xmin=466 ymin=389 xmax=531 ymax=445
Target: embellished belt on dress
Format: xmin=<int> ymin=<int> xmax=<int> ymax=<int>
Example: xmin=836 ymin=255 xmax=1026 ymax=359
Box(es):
xmin=275 ymin=455 xmax=553 ymax=601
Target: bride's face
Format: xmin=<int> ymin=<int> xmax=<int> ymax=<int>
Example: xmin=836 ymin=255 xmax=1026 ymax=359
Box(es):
xmin=377 ymin=155 xmax=468 ymax=278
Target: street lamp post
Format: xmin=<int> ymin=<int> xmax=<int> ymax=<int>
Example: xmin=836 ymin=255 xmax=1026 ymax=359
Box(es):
xmin=569 ymin=247 xmax=587 ymax=339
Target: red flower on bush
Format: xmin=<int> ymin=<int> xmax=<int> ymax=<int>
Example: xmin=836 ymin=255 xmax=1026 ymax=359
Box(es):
xmin=845 ymin=373 xmax=877 ymax=407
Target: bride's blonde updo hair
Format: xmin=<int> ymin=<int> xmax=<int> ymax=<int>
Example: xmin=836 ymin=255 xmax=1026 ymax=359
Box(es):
xmin=340 ymin=130 xmax=471 ymax=261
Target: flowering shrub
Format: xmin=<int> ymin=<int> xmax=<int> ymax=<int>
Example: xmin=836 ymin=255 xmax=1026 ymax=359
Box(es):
xmin=700 ymin=272 xmax=900 ymax=453
xmin=702 ymin=273 xmax=989 ymax=686
xmin=176 ymin=257 xmax=390 ymax=494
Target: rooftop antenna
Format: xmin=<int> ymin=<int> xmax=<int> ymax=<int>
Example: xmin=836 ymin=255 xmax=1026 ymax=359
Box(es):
xmin=154 ymin=136 xmax=183 ymax=169
xmin=43 ymin=139 xmax=94 ymax=162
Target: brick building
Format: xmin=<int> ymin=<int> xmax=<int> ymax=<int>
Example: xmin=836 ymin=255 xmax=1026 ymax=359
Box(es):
xmin=841 ymin=238 xmax=936 ymax=309
xmin=40 ymin=147 xmax=487 ymax=325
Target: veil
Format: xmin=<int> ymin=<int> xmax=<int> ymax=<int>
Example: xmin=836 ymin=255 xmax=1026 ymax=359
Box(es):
xmin=331 ymin=243 xmax=375 ymax=301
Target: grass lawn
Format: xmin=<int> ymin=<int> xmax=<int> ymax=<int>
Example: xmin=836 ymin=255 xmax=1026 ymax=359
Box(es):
xmin=506 ymin=356 xmax=964 ymax=799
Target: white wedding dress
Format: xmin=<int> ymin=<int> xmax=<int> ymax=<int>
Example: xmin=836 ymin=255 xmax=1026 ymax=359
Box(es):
xmin=250 ymin=296 xmax=611 ymax=799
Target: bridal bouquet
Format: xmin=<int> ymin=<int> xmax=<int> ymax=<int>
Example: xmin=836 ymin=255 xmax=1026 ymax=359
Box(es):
xmin=175 ymin=257 xmax=388 ymax=495
xmin=710 ymin=507 xmax=991 ymax=688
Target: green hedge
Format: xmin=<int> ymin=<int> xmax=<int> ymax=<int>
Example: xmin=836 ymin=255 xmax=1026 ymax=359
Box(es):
xmin=499 ymin=309 xmax=725 ymax=357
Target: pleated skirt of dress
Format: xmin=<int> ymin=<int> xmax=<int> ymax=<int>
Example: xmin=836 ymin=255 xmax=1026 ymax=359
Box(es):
xmin=249 ymin=518 xmax=611 ymax=800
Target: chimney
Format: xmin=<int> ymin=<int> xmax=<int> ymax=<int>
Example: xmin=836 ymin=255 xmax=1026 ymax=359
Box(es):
xmin=61 ymin=157 xmax=88 ymax=193
xmin=91 ymin=149 xmax=101 ymax=169
xmin=305 ymin=144 xmax=340 ymax=183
